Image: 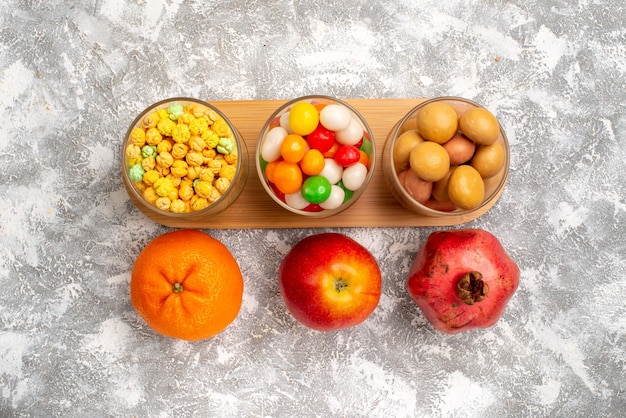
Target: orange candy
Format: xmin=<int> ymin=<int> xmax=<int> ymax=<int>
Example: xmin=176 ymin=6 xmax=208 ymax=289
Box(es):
xmin=272 ymin=161 xmax=303 ymax=194
xmin=358 ymin=150 xmax=369 ymax=167
xmin=300 ymin=149 xmax=325 ymax=176
xmin=314 ymin=103 xmax=328 ymax=113
xmin=280 ymin=134 xmax=308 ymax=163
xmin=323 ymin=141 xmax=340 ymax=158
xmin=265 ymin=158 xmax=283 ymax=183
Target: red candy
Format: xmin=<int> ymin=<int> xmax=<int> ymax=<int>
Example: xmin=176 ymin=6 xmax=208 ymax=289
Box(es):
xmin=306 ymin=124 xmax=336 ymax=153
xmin=333 ymin=145 xmax=361 ymax=167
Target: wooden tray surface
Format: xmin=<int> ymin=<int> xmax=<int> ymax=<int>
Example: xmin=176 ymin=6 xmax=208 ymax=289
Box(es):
xmin=125 ymin=98 xmax=506 ymax=229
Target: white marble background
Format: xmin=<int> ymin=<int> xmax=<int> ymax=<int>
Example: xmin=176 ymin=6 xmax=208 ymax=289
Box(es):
xmin=1 ymin=0 xmax=625 ymax=417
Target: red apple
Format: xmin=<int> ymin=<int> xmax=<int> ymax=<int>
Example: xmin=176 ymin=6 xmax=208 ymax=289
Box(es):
xmin=278 ymin=233 xmax=381 ymax=331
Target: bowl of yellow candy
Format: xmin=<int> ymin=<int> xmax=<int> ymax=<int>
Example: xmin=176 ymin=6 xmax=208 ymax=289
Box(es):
xmin=121 ymin=98 xmax=248 ymax=218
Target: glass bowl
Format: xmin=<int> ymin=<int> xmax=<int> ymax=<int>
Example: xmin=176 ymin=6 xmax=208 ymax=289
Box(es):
xmin=256 ymin=95 xmax=375 ymax=218
xmin=121 ymin=97 xmax=248 ymax=219
xmin=382 ymin=96 xmax=510 ymax=217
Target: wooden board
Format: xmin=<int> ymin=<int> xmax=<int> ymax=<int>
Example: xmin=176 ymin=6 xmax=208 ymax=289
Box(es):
xmin=125 ymin=98 xmax=507 ymax=229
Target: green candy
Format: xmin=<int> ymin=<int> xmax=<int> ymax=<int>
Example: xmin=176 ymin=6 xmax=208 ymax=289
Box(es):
xmin=301 ymin=176 xmax=331 ymax=204
xmin=217 ymin=137 xmax=235 ymax=154
xmin=128 ymin=164 xmax=145 ymax=182
xmin=167 ymin=102 xmax=184 ymax=121
xmin=338 ymin=180 xmax=355 ymax=203
xmin=141 ymin=145 xmax=157 ymax=159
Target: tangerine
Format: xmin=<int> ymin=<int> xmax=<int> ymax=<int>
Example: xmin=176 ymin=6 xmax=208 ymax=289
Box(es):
xmin=130 ymin=229 xmax=243 ymax=341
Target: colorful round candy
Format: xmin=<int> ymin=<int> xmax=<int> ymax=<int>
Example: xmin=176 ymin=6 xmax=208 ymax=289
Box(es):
xmin=262 ymin=127 xmax=288 ymax=162
xmin=320 ymin=104 xmax=351 ymax=131
xmin=342 ymin=162 xmax=367 ymax=191
xmin=319 ymin=185 xmax=345 ymax=210
xmin=289 ymin=102 xmax=319 ymax=136
xmin=335 ymin=118 xmax=364 ymax=145
xmin=319 ymin=158 xmax=343 ymax=184
xmin=301 ymin=175 xmax=332 ymax=204
xmin=334 ymin=145 xmax=361 ymax=167
xmin=260 ymin=99 xmax=373 ymax=213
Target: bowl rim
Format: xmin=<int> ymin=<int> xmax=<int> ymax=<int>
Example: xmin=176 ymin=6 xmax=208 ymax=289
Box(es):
xmin=383 ymin=96 xmax=510 ymax=217
xmin=121 ymin=97 xmax=248 ymax=218
xmin=255 ymin=95 xmax=376 ymax=218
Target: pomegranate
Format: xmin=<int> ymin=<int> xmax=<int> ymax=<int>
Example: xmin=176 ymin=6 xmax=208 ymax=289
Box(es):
xmin=406 ymin=228 xmax=519 ymax=334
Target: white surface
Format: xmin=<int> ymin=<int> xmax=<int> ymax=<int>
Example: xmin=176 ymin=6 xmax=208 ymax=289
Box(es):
xmin=1 ymin=0 xmax=625 ymax=416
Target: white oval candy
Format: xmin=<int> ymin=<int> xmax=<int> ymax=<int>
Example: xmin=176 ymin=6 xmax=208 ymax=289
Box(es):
xmin=342 ymin=162 xmax=367 ymax=191
xmin=320 ymin=104 xmax=351 ymax=131
xmin=261 ymin=126 xmax=288 ymax=162
xmin=320 ymin=185 xmax=345 ymax=210
xmin=335 ymin=117 xmax=364 ymax=145
xmin=279 ymin=112 xmax=293 ymax=134
xmin=319 ymin=158 xmax=343 ymax=184
xmin=285 ymin=191 xmax=310 ymax=210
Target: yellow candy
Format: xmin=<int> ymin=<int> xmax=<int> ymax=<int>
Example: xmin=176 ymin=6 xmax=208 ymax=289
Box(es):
xmin=202 ymin=130 xmax=219 ymax=149
xmin=189 ymin=117 xmax=209 ymax=136
xmin=191 ymin=196 xmax=209 ymax=211
xmin=219 ymin=164 xmax=237 ymax=182
xmin=141 ymin=157 xmax=156 ymax=171
xmin=142 ymin=169 xmax=160 ymax=186
xmin=143 ymin=187 xmax=158 ymax=204
xmin=142 ymin=112 xmax=158 ymax=129
xmin=156 ymin=138 xmax=173 ymax=154
xmin=170 ymin=160 xmax=188 ymax=178
xmin=194 ymin=180 xmax=213 ymax=199
xmin=179 ymin=181 xmax=194 ymax=201
xmin=208 ymin=187 xmax=222 ymax=203
xmin=212 ymin=118 xmax=231 ymax=137
xmin=177 ymin=112 xmax=194 ymax=125
xmin=155 ymin=197 xmax=171 ymax=211
xmin=129 ymin=128 xmax=146 ymax=146
xmin=202 ymin=148 xmax=217 ymax=160
xmin=166 ymin=174 xmax=182 ymax=187
xmin=170 ymin=199 xmax=185 ymax=213
xmin=156 ymin=152 xmax=174 ymax=169
xmin=156 ymin=118 xmax=176 ymax=136
xmin=145 ymin=127 xmax=162 ymax=146
xmin=189 ymin=103 xmax=208 ymax=118
xmin=126 ymin=144 xmax=141 ymax=160
xmin=214 ymin=177 xmax=231 ymax=194
xmin=133 ymin=181 xmax=146 ymax=193
xmin=207 ymin=159 xmax=222 ymax=175
xmin=171 ymin=143 xmax=189 ymax=160
xmin=205 ymin=109 xmax=219 ymax=123
xmin=156 ymin=109 xmax=169 ymax=120
xmin=224 ymin=150 xmax=238 ymax=165
xmin=172 ymin=124 xmax=191 ymax=144
xmin=153 ymin=177 xmax=175 ymax=197
xmin=199 ymin=167 xmax=215 ymax=183
xmin=186 ymin=166 xmax=202 ymax=181
xmin=186 ymin=152 xmax=204 ymax=167
xmin=189 ymin=135 xmax=206 ymax=152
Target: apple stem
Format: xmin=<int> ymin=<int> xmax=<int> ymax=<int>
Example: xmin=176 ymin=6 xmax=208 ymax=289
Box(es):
xmin=335 ymin=278 xmax=348 ymax=293
xmin=456 ymin=272 xmax=488 ymax=305
xmin=173 ymin=282 xmax=183 ymax=293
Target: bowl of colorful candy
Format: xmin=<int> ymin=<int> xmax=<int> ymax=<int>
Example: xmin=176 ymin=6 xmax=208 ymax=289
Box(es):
xmin=121 ymin=98 xmax=248 ymax=218
xmin=256 ymin=95 xmax=375 ymax=217
xmin=382 ymin=96 xmax=509 ymax=217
